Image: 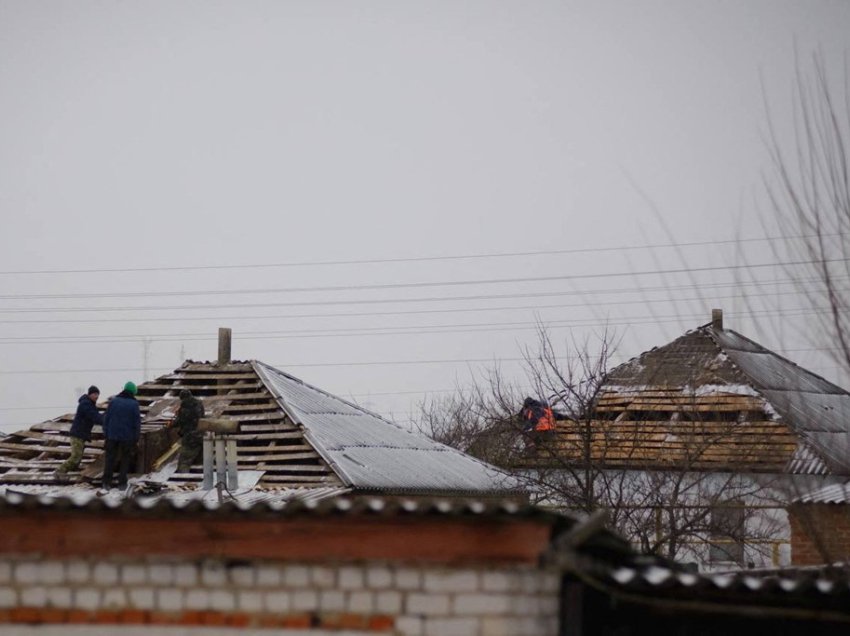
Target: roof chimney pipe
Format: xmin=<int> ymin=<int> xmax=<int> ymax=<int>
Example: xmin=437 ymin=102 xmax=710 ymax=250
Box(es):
xmin=711 ymin=309 xmax=723 ymax=330
xmin=218 ymin=327 xmax=232 ymax=365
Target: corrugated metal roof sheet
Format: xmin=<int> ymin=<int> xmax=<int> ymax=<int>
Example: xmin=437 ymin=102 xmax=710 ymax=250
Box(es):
xmin=254 ymin=361 xmax=520 ymax=494
xmin=710 ymin=328 xmax=850 ymax=475
xmin=604 ymin=562 xmax=850 ymax=599
xmin=0 ymin=486 xmax=544 ymax=519
xmin=0 ymin=483 xmax=353 ymax=509
xmin=787 ymin=443 xmax=830 ymax=475
xmin=796 ymin=482 xmax=850 ymax=504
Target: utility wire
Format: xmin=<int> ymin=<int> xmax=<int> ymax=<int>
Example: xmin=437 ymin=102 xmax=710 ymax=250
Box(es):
xmin=0 ymin=284 xmax=841 ymax=325
xmin=0 ymin=306 xmax=839 ymax=347
xmin=0 ymin=274 xmax=839 ymax=314
xmin=0 ymin=258 xmax=844 ymax=301
xmin=0 ymin=233 xmax=840 ymax=276
xmin=2 ymin=351 xmax=846 ymax=411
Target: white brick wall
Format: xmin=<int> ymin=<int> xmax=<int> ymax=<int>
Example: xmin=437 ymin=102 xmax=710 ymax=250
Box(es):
xmin=0 ymin=557 xmax=560 ymax=635
xmin=208 ymin=589 xmax=235 ymax=612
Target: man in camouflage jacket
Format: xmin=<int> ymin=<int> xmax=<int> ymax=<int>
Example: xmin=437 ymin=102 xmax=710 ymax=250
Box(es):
xmin=175 ymin=389 xmax=205 ymax=473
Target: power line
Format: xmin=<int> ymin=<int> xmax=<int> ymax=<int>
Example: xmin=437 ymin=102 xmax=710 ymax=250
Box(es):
xmin=1 ymin=274 xmax=840 ymax=314
xmin=0 ymin=284 xmax=842 ymax=325
xmin=0 ymin=258 xmax=844 ymax=302
xmin=5 ymin=351 xmax=847 ymax=410
xmin=0 ymin=305 xmax=840 ymax=349
xmin=0 ymin=233 xmax=839 ymax=276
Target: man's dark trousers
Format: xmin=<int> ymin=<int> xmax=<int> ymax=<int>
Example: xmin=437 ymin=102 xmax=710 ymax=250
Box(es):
xmin=102 ymin=439 xmax=135 ymax=488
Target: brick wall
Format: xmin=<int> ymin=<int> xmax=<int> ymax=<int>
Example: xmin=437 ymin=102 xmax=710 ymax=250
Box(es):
xmin=0 ymin=557 xmax=560 ymax=635
xmin=789 ymin=503 xmax=850 ymax=565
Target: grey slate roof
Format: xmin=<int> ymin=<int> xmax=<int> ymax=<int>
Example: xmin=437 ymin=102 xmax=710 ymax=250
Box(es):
xmin=254 ymin=361 xmax=519 ymax=494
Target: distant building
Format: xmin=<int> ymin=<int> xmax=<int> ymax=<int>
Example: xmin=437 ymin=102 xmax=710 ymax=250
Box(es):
xmin=0 ymin=336 xmax=518 ymax=499
xmin=0 ymin=330 xmax=850 ymax=633
xmin=532 ymin=310 xmax=850 ymax=569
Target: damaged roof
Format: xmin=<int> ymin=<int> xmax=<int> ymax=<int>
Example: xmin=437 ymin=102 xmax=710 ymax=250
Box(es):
xmin=254 ymin=361 xmax=518 ymax=494
xmin=596 ymin=322 xmax=850 ymax=475
xmin=0 ymin=360 xmax=519 ymax=498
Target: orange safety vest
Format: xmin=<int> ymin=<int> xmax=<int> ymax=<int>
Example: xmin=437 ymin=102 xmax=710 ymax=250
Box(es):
xmin=534 ymin=407 xmax=555 ymax=432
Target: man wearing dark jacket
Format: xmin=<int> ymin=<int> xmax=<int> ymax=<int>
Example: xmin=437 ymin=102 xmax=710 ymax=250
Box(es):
xmin=102 ymin=381 xmax=142 ymax=490
xmin=57 ymin=385 xmax=103 ymax=475
xmin=175 ymin=389 xmax=205 ymax=473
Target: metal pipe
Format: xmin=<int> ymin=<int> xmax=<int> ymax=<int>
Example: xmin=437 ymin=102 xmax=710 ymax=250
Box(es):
xmin=202 ymin=434 xmax=214 ymax=489
xmin=226 ymin=439 xmax=238 ymax=491
xmin=215 ymin=437 xmax=226 ymax=487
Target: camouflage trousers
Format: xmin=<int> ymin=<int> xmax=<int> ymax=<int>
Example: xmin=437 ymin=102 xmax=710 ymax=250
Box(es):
xmin=58 ymin=437 xmax=85 ymax=473
xmin=178 ymin=433 xmax=203 ymax=473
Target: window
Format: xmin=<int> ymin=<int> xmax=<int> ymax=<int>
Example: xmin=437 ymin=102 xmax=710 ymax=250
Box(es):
xmin=709 ymin=504 xmax=745 ymax=564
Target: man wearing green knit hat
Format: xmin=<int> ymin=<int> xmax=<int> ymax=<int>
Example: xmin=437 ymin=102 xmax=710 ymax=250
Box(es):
xmin=101 ymin=381 xmax=141 ymax=490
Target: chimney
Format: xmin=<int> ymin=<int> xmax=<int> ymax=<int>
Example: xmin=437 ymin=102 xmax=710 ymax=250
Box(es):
xmin=217 ymin=327 xmax=232 ymax=366
xmin=711 ymin=308 xmax=723 ymax=330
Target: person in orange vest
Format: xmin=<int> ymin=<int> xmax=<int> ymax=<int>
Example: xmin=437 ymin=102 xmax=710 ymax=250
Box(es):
xmin=519 ymin=397 xmax=565 ymax=449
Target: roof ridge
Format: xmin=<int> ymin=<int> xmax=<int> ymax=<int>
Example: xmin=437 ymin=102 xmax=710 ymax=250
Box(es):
xmin=710 ymin=327 xmax=850 ymax=396
xmin=251 ymin=360 xmax=405 ymax=430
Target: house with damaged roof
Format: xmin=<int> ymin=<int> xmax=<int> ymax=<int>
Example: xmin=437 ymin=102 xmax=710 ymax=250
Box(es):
xmin=0 ymin=330 xmax=517 ymax=499
xmin=530 ymin=310 xmax=850 ymax=570
xmin=2 ymin=330 xmax=850 ymax=633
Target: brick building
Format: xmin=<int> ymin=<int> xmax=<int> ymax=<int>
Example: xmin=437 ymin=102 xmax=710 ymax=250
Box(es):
xmin=0 ymin=493 xmax=563 ymax=635
xmin=790 ymin=482 xmax=850 ymax=565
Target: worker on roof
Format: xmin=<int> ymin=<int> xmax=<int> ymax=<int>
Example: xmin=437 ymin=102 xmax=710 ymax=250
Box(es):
xmin=57 ymin=385 xmax=103 ymax=476
xmin=175 ymin=389 xmax=205 ymax=474
xmin=519 ymin=397 xmax=566 ymax=449
xmin=101 ymin=381 xmax=141 ymax=491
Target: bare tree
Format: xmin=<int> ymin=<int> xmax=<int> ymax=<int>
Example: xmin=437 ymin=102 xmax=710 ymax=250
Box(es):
xmin=750 ymin=52 xmax=850 ymax=566
xmin=418 ymin=325 xmax=785 ymax=566
xmin=761 ymin=51 xmax=850 ymax=375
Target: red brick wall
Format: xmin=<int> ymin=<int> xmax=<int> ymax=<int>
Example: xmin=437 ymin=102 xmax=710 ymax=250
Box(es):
xmin=789 ymin=503 xmax=850 ymax=565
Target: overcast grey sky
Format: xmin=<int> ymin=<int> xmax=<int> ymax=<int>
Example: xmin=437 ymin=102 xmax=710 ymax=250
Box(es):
xmin=1 ymin=1 xmax=848 ymax=431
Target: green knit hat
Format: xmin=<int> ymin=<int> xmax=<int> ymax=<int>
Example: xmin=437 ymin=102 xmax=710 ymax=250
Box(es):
xmin=123 ymin=381 xmax=138 ymax=395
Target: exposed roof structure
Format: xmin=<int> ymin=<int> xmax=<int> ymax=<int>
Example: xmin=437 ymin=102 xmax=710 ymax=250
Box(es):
xmin=554 ymin=318 xmax=850 ymax=474
xmin=0 ymin=360 xmax=518 ymax=499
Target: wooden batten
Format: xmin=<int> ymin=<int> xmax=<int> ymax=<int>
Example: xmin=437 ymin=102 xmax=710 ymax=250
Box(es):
xmin=197 ymin=418 xmax=240 ymax=434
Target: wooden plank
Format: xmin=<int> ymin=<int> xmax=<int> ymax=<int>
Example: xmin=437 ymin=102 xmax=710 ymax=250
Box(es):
xmin=596 ymin=398 xmax=765 ymax=408
xmin=152 ymin=441 xmax=182 ymax=471
xmin=13 ymin=431 xmax=106 ymax=448
xmin=234 ymin=443 xmax=314 ymax=452
xmin=137 ymin=383 xmax=263 ymax=392
xmin=230 ymin=432 xmax=303 ymax=441
xmin=162 ymin=373 xmax=258 ymax=381
xmin=30 ymin=422 xmax=74 ymax=433
xmin=231 ymin=414 xmax=287 ymax=423
xmin=238 ymin=423 xmax=298 ymax=433
xmin=238 ymin=452 xmax=321 ymax=463
xmin=260 ymin=475 xmax=337 ymax=483
xmin=259 ymin=464 xmax=330 ymax=473
xmin=0 ymin=441 xmax=102 ymax=456
xmin=221 ymin=403 xmax=282 ymax=413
